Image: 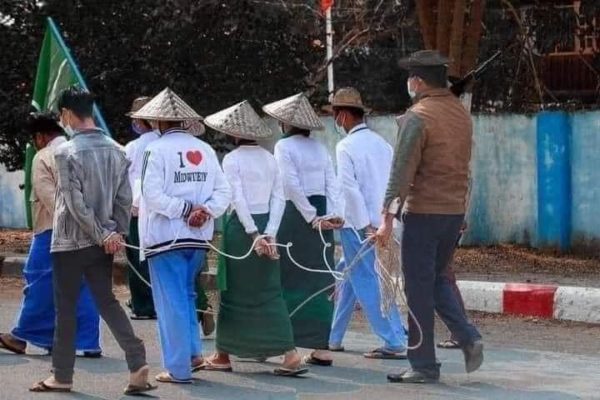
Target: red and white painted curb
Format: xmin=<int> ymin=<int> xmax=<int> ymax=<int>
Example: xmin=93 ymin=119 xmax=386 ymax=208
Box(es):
xmin=456 ymin=281 xmax=600 ymax=324
xmin=3 ymin=255 xmax=600 ymax=324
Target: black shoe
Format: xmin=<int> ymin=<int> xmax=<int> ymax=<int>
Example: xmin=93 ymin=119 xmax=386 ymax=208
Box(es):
xmin=462 ymin=340 xmax=484 ymax=373
xmin=82 ymin=351 xmax=103 ymax=358
xmin=387 ymin=369 xmax=439 ymax=384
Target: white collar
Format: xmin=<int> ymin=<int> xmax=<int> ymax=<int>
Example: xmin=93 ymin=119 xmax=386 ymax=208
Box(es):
xmin=348 ymin=123 xmax=368 ymax=135
xmin=48 ymin=136 xmax=67 ymax=148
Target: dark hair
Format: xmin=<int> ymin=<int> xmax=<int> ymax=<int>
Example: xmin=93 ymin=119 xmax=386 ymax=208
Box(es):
xmin=26 ymin=112 xmax=62 ymax=135
xmin=333 ymin=106 xmax=364 ymax=119
xmin=236 ymin=138 xmax=257 ymax=146
xmin=160 ymin=120 xmax=183 ymax=130
xmin=57 ymin=86 xmax=95 ymax=119
xmin=288 ymin=126 xmax=310 ymax=137
xmin=409 ymin=66 xmax=448 ymax=89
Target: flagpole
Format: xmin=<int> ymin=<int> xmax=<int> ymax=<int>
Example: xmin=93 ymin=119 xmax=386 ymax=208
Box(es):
xmin=46 ymin=17 xmax=112 ymax=137
xmin=325 ymin=7 xmax=334 ymax=101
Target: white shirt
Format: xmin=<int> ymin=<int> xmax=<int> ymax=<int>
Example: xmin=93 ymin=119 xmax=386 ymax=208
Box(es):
xmin=274 ymin=134 xmax=342 ymax=222
xmin=222 ymin=145 xmax=285 ymax=237
xmin=139 ymin=130 xmax=232 ymax=255
xmin=336 ymin=123 xmax=393 ymax=229
xmin=124 ymin=130 xmax=159 ymax=208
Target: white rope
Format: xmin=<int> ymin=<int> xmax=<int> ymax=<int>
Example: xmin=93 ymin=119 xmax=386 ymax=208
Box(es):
xmin=372 ymin=233 xmax=423 ymax=351
xmin=120 ymin=215 xmax=423 ymax=350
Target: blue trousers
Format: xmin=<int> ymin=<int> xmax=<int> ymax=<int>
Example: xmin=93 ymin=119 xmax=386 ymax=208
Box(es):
xmin=11 ymin=230 xmax=100 ymax=351
xmin=329 ymin=228 xmax=407 ymax=350
xmin=399 ymin=213 xmax=481 ymax=374
xmin=148 ymin=249 xmax=205 ymax=380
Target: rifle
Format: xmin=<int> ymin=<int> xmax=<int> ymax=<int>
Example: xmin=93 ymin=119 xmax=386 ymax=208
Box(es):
xmin=449 ymin=50 xmax=502 ymax=97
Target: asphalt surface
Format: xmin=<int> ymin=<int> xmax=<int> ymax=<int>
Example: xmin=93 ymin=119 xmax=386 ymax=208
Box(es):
xmin=1 ymin=295 xmax=599 ymax=400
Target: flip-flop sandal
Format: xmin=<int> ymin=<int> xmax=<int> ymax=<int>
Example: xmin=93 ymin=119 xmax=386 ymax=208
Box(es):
xmin=197 ymin=360 xmax=233 ymax=372
xmin=363 ymin=347 xmax=407 ymax=360
xmin=29 ymin=381 xmax=71 ymax=393
xmin=274 ymin=367 xmax=309 ymax=377
xmin=124 ymin=382 xmax=158 ymax=395
xmin=0 ymin=334 xmax=26 ymax=355
xmin=155 ymin=372 xmax=192 ymax=384
xmin=437 ymin=339 xmax=460 ymax=349
xmin=191 ymin=361 xmax=205 ymax=373
xmin=303 ymin=355 xmax=333 ymax=367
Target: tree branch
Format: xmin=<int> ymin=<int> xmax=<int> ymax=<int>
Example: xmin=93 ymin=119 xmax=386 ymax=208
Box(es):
xmin=501 ymin=0 xmax=544 ymax=106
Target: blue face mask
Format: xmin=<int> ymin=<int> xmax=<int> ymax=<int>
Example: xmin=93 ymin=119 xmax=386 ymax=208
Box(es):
xmin=131 ymin=122 xmax=146 ymax=135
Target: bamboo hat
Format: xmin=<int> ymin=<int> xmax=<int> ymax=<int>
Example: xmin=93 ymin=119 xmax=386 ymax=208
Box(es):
xmin=262 ymin=93 xmax=324 ymax=130
xmin=204 ymin=100 xmax=273 ymax=140
xmin=126 ymin=96 xmax=151 ymax=117
xmin=324 ymin=87 xmax=370 ymax=113
xmin=130 ymin=87 xmax=203 ymax=121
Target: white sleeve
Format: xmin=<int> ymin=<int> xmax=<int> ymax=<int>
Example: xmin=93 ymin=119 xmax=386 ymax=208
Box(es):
xmin=265 ymin=160 xmax=286 ymax=237
xmin=124 ymin=141 xmax=140 ymax=208
xmin=141 ymin=149 xmax=191 ymax=219
xmin=336 ymin=146 xmax=369 ymax=229
xmin=203 ymin=150 xmax=232 ymax=219
xmin=274 ymin=142 xmax=317 ymax=223
xmin=132 ymin=179 xmax=142 ymax=209
xmin=324 ymin=150 xmax=343 ymax=218
xmin=222 ymin=154 xmax=257 ymax=234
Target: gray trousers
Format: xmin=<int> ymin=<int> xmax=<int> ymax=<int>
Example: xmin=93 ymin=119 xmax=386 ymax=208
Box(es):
xmin=52 ymin=246 xmax=146 ymax=383
xmin=399 ymin=213 xmax=481 ymax=375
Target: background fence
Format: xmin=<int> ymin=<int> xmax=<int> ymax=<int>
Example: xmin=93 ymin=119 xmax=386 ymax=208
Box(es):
xmin=2 ymin=111 xmax=599 ymax=252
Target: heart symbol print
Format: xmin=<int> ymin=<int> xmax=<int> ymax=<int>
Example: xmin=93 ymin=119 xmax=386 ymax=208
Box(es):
xmin=186 ymin=150 xmax=203 ymax=166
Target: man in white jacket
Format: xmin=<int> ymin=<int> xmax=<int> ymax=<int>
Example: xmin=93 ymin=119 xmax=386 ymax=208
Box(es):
xmin=327 ymin=88 xmax=407 ymax=359
xmin=134 ymin=88 xmax=231 ymax=384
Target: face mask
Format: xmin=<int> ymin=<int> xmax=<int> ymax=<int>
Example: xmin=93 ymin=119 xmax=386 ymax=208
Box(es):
xmin=58 ymin=121 xmax=76 ymax=138
xmin=59 ymin=110 xmax=77 ymax=138
xmin=131 ymin=121 xmax=146 ymax=135
xmin=407 ymin=79 xmax=417 ymax=99
xmin=333 ymin=113 xmax=347 ymax=137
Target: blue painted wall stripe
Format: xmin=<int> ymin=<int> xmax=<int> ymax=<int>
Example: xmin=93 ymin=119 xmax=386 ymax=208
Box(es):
xmin=536 ymin=112 xmax=572 ymax=250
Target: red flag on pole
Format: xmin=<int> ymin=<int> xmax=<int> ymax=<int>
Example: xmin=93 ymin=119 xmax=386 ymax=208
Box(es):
xmin=321 ymin=0 xmax=334 ymax=12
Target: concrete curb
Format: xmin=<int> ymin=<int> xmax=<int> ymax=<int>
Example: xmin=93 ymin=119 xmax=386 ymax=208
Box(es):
xmin=457 ymin=280 xmax=600 ymax=324
xmin=2 ymin=255 xmax=599 ymax=324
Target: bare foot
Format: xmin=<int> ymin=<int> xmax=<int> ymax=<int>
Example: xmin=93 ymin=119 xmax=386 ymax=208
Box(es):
xmin=0 ymin=333 xmax=26 ymax=354
xmin=282 ymin=350 xmax=301 ymax=370
xmin=311 ymin=349 xmax=333 ymax=361
xmin=129 ymin=365 xmax=150 ymax=387
xmin=207 ymin=352 xmax=230 ymax=365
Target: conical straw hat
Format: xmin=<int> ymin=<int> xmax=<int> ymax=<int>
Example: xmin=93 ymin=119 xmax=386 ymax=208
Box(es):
xmin=262 ymin=93 xmax=324 ymax=130
xmin=131 ymin=87 xmax=202 ymax=121
xmin=204 ymin=100 xmax=273 ymax=140
xmin=126 ymin=96 xmax=152 ymax=116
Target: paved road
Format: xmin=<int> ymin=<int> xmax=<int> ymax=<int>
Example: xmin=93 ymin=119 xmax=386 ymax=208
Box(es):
xmin=1 ymin=296 xmax=599 ymax=400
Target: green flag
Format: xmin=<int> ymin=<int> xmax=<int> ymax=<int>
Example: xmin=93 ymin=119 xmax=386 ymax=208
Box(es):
xmin=25 ymin=17 xmax=110 ymax=228
xmin=31 ymin=17 xmax=110 ymax=128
